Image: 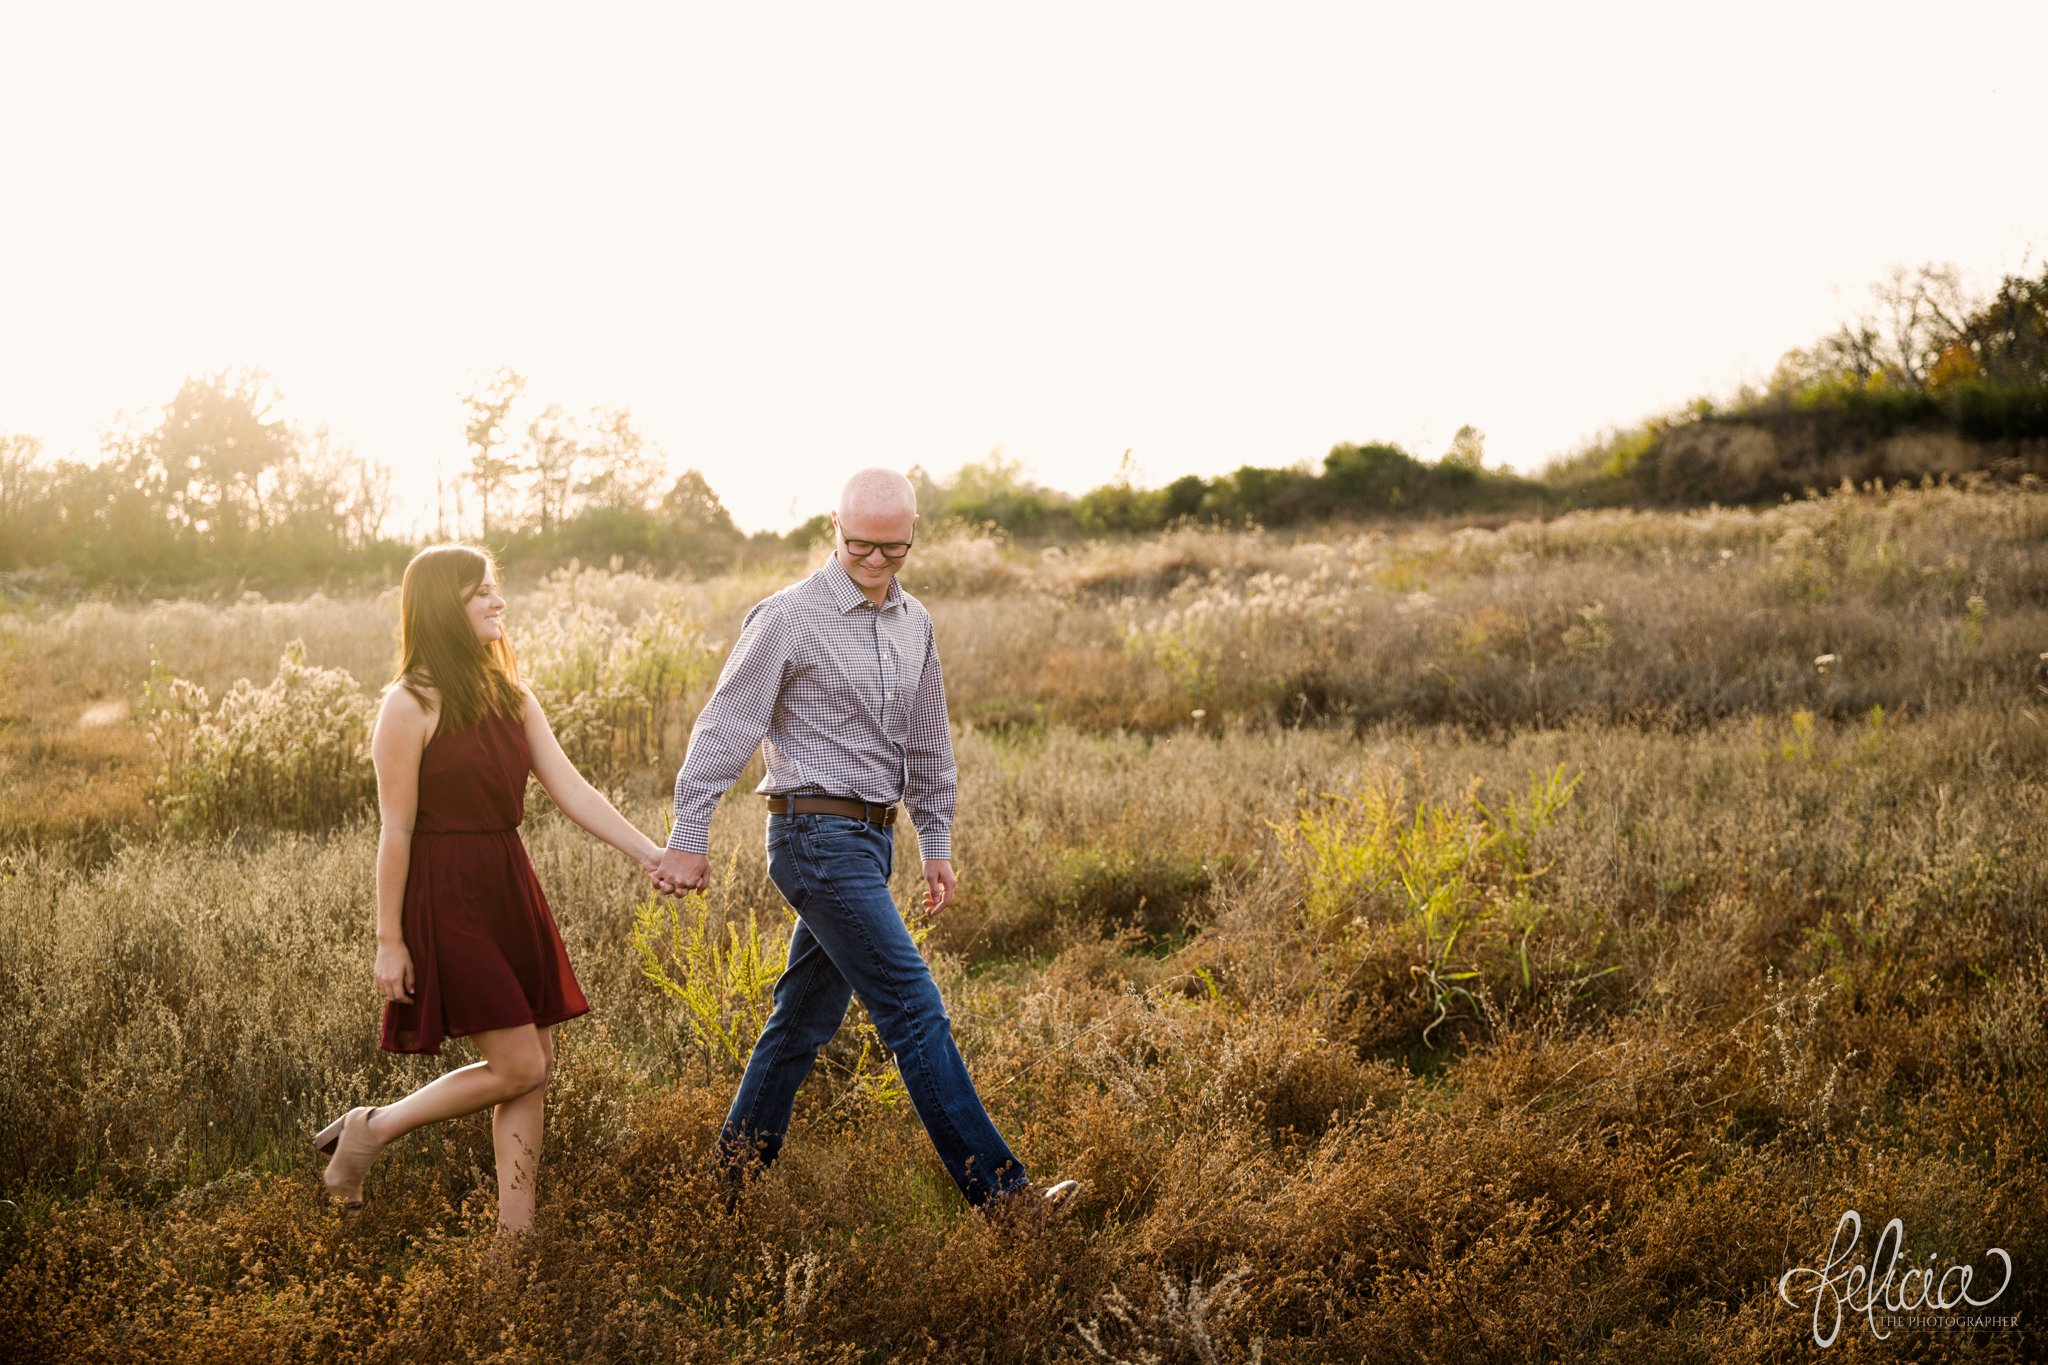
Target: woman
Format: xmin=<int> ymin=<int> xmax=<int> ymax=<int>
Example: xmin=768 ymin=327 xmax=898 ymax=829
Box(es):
xmin=315 ymin=544 xmax=662 ymax=1233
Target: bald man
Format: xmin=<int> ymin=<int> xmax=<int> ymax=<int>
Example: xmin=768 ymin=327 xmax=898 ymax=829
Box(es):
xmin=652 ymin=469 xmax=1073 ymax=1214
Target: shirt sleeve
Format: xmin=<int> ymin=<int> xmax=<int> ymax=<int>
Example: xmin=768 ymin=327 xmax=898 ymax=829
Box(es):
xmin=668 ymin=599 xmax=792 ymax=853
xmin=900 ymin=615 xmax=957 ymax=861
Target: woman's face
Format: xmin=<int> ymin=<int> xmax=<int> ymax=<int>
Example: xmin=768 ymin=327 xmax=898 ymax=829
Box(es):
xmin=464 ymin=569 xmax=506 ymax=643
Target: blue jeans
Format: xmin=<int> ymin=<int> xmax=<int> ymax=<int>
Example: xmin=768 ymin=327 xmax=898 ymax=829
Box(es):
xmin=717 ymin=812 xmax=1028 ymax=1205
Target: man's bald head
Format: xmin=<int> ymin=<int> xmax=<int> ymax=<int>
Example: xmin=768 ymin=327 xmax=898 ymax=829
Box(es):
xmin=838 ymin=468 xmax=917 ymax=523
xmin=831 ymin=469 xmax=918 ymax=600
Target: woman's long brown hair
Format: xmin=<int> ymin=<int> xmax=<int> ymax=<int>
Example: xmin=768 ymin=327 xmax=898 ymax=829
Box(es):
xmin=392 ymin=544 xmax=524 ymax=729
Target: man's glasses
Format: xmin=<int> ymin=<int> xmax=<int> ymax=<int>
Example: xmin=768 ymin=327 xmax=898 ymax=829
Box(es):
xmin=841 ymin=534 xmax=914 ymax=561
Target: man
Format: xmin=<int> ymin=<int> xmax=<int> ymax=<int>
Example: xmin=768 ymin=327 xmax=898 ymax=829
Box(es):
xmin=651 ymin=468 xmax=1074 ymax=1213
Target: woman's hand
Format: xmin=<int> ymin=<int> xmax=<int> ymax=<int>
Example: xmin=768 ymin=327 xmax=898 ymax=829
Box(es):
xmin=375 ymin=939 xmax=416 ymax=1004
xmin=634 ymin=840 xmax=663 ymax=876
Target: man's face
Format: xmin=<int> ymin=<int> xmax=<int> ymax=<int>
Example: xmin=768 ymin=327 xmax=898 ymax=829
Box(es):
xmin=833 ymin=505 xmax=916 ymax=595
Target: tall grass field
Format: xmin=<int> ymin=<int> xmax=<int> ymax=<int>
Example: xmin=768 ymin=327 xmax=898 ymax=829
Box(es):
xmin=2 ymin=482 xmax=2043 ymax=1361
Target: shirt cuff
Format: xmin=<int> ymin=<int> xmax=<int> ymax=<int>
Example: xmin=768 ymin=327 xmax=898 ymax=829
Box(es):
xmin=666 ymin=822 xmax=710 ymax=855
xmin=913 ymin=824 xmax=952 ymax=862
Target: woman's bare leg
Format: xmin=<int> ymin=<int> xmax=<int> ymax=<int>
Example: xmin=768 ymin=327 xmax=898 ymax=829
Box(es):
xmin=327 ymin=1025 xmax=553 ymax=1228
xmin=362 ymin=1025 xmax=551 ymax=1146
xmin=489 ymin=1028 xmax=554 ymax=1233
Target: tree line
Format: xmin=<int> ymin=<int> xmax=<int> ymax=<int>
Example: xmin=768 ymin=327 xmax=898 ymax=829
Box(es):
xmin=5 ymin=260 xmax=2044 ymax=589
xmin=0 ymin=364 xmax=1540 ymax=590
xmin=1549 ymin=260 xmax=2048 ymax=500
xmin=0 ymin=369 xmax=772 ymax=589
xmin=889 ymin=430 xmax=1536 ymax=547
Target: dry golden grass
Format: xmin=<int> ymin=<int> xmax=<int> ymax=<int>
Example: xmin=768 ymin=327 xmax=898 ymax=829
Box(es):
xmin=2 ymin=484 xmax=2044 ymax=1361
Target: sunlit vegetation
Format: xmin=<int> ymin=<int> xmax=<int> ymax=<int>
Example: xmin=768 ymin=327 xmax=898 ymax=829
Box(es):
xmin=7 ymin=263 xmax=2044 ymax=605
xmin=2 ymin=482 xmax=2042 ymax=1359
xmin=1547 ymin=261 xmax=2048 ymax=504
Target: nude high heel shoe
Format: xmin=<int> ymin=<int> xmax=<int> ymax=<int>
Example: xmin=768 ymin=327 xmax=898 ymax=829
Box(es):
xmin=312 ymin=1112 xmax=347 ymax=1156
xmin=317 ymin=1106 xmax=383 ymax=1207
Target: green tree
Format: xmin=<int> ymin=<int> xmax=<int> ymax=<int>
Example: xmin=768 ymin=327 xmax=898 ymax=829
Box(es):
xmin=0 ymin=434 xmax=43 ymax=567
xmin=1935 ymin=263 xmax=2048 ymax=390
xmin=1440 ymin=424 xmax=1485 ymax=473
xmin=1161 ymin=473 xmax=1210 ymax=523
xmin=1799 ymin=264 xmax=1968 ymax=394
xmin=940 ymin=450 xmax=1067 ymax=534
xmin=661 ymin=470 xmax=738 ymax=539
xmin=1322 ymin=443 xmax=1420 ymax=510
xmin=38 ymin=434 xmax=178 ymax=579
xmin=461 ymin=367 xmax=527 ymax=537
xmin=1076 ymin=451 xmax=1167 ymax=534
xmin=525 ymin=404 xmax=580 ymax=534
xmin=150 ymin=370 xmax=298 ymax=545
xmin=578 ymin=407 xmax=664 ymax=513
xmin=273 ymin=427 xmax=391 ymax=552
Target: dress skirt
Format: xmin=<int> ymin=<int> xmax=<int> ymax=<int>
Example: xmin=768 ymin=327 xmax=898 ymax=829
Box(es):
xmin=379 ymin=704 xmax=589 ymax=1055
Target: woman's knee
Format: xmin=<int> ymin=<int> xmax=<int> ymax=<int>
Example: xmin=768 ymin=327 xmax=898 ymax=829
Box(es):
xmin=492 ymin=1043 xmax=552 ymax=1097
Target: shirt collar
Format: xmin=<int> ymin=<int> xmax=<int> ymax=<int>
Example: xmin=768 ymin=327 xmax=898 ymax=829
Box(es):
xmin=822 ymin=556 xmax=905 ymax=614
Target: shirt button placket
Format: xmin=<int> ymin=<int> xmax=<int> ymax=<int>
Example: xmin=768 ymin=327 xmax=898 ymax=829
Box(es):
xmin=879 ymin=613 xmax=895 ymax=708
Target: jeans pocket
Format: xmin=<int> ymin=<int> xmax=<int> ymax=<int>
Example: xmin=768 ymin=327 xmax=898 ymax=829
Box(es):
xmin=808 ymin=814 xmax=871 ymax=842
xmin=767 ymin=845 xmax=809 ymax=910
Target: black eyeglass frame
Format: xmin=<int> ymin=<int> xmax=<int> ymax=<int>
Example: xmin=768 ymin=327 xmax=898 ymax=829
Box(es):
xmin=839 ymin=532 xmax=916 ymax=560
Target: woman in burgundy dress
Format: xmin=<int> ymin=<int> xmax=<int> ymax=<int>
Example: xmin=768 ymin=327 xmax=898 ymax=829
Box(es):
xmin=315 ymin=544 xmax=662 ymax=1233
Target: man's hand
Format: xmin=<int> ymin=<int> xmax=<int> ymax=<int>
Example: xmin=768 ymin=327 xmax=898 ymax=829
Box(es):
xmin=921 ymin=859 xmax=957 ymax=917
xmin=653 ymin=848 xmax=711 ymax=896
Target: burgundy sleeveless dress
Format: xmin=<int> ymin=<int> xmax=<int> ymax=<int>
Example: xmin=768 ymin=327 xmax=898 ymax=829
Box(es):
xmin=381 ymin=705 xmax=588 ymax=1054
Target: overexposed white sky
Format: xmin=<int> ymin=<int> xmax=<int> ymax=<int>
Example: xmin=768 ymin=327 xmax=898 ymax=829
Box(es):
xmin=2 ymin=1 xmax=2044 ymax=534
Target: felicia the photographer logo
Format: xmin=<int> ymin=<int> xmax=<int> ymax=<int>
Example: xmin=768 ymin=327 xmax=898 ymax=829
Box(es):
xmin=1778 ymin=1210 xmax=2015 ymax=1346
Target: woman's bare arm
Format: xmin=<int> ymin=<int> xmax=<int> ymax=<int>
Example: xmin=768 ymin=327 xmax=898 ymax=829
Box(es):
xmin=369 ymin=685 xmax=434 ymax=1002
xmin=520 ymin=687 xmax=663 ymax=867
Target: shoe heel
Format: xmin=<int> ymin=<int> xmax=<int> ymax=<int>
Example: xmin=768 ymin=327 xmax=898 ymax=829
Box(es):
xmin=312 ymin=1114 xmax=346 ymax=1156
xmin=321 ymin=1106 xmax=382 ymax=1208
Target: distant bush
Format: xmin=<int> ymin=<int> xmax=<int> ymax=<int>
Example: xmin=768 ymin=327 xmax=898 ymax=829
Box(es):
xmin=1322 ymin=442 xmax=1422 ymax=507
xmin=143 ymin=640 xmax=377 ymax=832
xmin=139 ymin=582 xmax=724 ymax=829
xmin=1074 ymin=482 xmax=1167 ymax=535
xmin=915 ymin=453 xmax=1074 ymax=539
xmin=519 ymin=594 xmax=721 ymax=781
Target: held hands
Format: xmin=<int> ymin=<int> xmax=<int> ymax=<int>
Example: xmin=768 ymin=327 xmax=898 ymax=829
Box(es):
xmin=921 ymin=859 xmax=957 ymax=917
xmin=651 ymin=847 xmax=711 ymax=897
xmin=374 ymin=939 xmax=415 ymax=1004
xmin=641 ymin=845 xmax=953 ymax=913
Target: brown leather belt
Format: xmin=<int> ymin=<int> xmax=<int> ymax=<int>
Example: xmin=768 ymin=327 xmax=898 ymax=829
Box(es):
xmin=766 ymin=793 xmax=898 ymax=827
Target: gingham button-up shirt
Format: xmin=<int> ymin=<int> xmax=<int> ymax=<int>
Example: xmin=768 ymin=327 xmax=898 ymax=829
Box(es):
xmin=667 ymin=558 xmax=958 ymax=859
